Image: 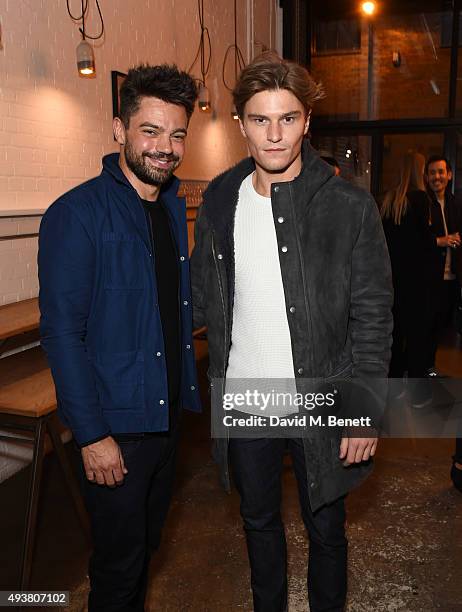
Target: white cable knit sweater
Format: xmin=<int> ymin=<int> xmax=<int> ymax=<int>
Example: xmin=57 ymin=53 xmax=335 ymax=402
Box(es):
xmin=225 ymin=174 xmax=296 ymax=416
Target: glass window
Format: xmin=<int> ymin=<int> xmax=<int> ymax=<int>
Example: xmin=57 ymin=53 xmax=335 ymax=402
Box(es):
xmin=380 ymin=132 xmax=445 ymax=196
xmin=311 ymin=3 xmax=453 ymax=121
xmin=441 ymin=10 xmax=462 ymax=47
xmin=454 ymin=131 xmax=462 ymax=192
xmin=313 ymin=19 xmax=360 ymax=54
xmin=311 ymin=133 xmax=372 ymax=192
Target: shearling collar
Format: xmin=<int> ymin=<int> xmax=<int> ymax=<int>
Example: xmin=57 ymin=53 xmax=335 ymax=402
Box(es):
xmin=203 ymin=140 xmax=334 ymax=230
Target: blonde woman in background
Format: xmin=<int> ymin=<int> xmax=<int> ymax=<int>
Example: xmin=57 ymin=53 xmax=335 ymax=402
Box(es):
xmin=381 ymin=151 xmax=435 ymax=405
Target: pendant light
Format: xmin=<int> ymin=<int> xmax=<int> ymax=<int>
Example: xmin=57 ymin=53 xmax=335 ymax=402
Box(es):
xmin=188 ymin=0 xmax=212 ymax=112
xmin=67 ymin=0 xmax=104 ymax=78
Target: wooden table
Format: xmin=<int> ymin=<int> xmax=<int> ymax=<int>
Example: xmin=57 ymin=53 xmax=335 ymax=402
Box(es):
xmin=0 ymin=297 xmax=40 ymax=341
xmin=0 ymin=301 xmax=90 ymax=590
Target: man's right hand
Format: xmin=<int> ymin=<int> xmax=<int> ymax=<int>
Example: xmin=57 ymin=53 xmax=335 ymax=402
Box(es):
xmin=438 ymin=232 xmax=461 ymax=248
xmin=81 ymin=436 xmax=128 ymax=486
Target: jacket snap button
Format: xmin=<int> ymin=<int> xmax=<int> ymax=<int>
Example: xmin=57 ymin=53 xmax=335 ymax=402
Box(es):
xmin=281 ymin=246 xmax=288 ymax=253
xmin=159 ymin=400 xmax=165 ymax=405
xmin=278 ymin=217 xmax=284 ymax=223
xmin=310 ymin=482 xmax=315 ymax=488
xmin=191 ymin=385 xmax=195 ymax=391
xmin=186 ymin=344 xmax=191 ymax=349
xmin=297 ymin=367 xmax=304 ymax=375
xmin=156 ymin=351 xmax=161 ymax=357
xmin=183 ymin=300 xmax=188 ymax=306
xmin=274 ymin=186 xmax=280 ymax=192
xmin=289 ymin=306 xmax=296 ymax=314
xmin=180 ymin=256 xmax=185 ymax=262
xmin=218 ymin=254 xmax=223 ymax=260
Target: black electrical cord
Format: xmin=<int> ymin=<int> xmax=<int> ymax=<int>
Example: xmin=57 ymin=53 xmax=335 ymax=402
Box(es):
xmin=188 ymin=0 xmax=212 ymax=86
xmin=66 ymin=0 xmax=88 ymax=21
xmin=79 ymin=0 xmax=104 ymax=40
xmin=222 ymin=0 xmax=246 ymax=91
xmin=67 ymin=0 xmax=104 ymax=41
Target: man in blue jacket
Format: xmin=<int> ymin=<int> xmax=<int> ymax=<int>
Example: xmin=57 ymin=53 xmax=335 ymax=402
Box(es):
xmin=39 ymin=64 xmax=200 ymax=611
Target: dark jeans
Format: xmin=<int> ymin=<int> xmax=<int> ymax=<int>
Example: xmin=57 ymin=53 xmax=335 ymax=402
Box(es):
xmin=389 ymin=300 xmax=429 ymax=379
xmin=454 ymin=437 xmax=462 ymax=464
xmin=229 ymin=437 xmax=347 ymax=612
xmin=77 ymin=427 xmax=179 ymax=612
xmin=428 ymin=279 xmax=460 ymax=368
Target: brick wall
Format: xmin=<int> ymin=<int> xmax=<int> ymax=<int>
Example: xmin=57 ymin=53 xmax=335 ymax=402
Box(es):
xmin=311 ymin=11 xmax=453 ymax=121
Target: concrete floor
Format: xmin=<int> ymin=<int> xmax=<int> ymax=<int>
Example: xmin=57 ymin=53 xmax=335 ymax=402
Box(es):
xmin=1 ymin=336 xmax=462 ymax=611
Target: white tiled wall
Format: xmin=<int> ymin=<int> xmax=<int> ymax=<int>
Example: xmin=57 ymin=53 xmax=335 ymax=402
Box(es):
xmin=0 ymin=216 xmax=41 ymax=305
xmin=0 ymin=0 xmax=278 ymax=216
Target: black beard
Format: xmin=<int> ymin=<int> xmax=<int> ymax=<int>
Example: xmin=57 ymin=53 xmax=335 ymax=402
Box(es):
xmin=124 ymin=142 xmax=180 ymax=186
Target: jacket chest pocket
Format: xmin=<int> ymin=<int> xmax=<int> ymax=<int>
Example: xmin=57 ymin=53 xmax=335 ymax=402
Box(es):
xmin=102 ymin=232 xmax=147 ymax=290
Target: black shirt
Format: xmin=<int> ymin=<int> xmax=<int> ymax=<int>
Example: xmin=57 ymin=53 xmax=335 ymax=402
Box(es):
xmin=141 ymin=197 xmax=181 ymax=408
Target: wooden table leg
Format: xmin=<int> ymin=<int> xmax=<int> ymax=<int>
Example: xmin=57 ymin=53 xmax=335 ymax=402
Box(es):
xmin=46 ymin=414 xmax=91 ymax=542
xmin=20 ymin=417 xmax=46 ymax=590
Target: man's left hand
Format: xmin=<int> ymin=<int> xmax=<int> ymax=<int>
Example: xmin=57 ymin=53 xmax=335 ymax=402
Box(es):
xmin=339 ymin=437 xmax=377 ymax=466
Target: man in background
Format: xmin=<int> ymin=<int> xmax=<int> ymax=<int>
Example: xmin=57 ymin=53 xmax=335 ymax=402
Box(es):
xmin=425 ymin=155 xmax=462 ymax=373
xmin=425 ymin=155 xmax=462 ymax=493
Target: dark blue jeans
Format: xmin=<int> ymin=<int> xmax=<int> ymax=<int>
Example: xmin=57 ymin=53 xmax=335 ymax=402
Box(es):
xmin=77 ymin=427 xmax=179 ymax=612
xmin=229 ymin=438 xmax=347 ymax=612
xmin=455 ymin=437 xmax=462 ymax=463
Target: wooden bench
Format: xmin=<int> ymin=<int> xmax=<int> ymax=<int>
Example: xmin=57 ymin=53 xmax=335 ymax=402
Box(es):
xmin=0 ymin=302 xmax=90 ymax=590
xmin=0 ymin=297 xmax=40 ymax=342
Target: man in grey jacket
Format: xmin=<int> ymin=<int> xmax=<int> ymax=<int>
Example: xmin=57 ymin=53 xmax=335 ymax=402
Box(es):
xmin=191 ymin=52 xmax=393 ymax=612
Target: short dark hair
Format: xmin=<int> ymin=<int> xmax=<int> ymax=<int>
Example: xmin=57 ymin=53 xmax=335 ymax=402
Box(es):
xmin=320 ymin=156 xmax=340 ymax=169
xmin=425 ymin=155 xmax=452 ymax=175
xmin=232 ymin=51 xmax=324 ymax=119
xmin=119 ymin=64 xmax=198 ymax=127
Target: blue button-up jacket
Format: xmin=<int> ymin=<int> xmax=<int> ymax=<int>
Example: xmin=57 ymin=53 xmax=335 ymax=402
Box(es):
xmin=39 ymin=153 xmax=201 ymax=446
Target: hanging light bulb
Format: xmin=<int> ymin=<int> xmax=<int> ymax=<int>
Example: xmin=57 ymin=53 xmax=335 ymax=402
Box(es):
xmin=67 ymin=0 xmax=104 ymax=78
xmin=198 ymin=83 xmax=211 ymax=112
xmin=361 ymin=1 xmax=376 ymax=16
xmin=76 ymin=39 xmax=95 ymax=77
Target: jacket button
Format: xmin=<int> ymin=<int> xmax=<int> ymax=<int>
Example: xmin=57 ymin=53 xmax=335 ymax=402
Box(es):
xmin=297 ymin=367 xmax=304 ymax=375
xmin=218 ymin=254 xmax=223 ymax=260
xmin=191 ymin=385 xmax=196 ymax=391
xmin=274 ymin=186 xmax=280 ymax=193
xmin=278 ymin=216 xmax=284 ymax=223
xmin=281 ymin=246 xmax=288 ymax=253
xmin=310 ymin=482 xmax=315 ymax=488
xmin=156 ymin=351 xmax=161 ymax=357
xmin=159 ymin=400 xmax=165 ymax=405
xmin=289 ymin=306 xmax=296 ymax=314
xmin=186 ymin=344 xmax=191 ymax=349
xmin=180 ymin=256 xmax=185 ymax=262
xmin=183 ymin=300 xmax=188 ymax=306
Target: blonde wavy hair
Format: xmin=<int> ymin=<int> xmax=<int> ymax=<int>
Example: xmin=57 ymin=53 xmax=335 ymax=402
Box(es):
xmin=381 ymin=151 xmax=426 ymax=225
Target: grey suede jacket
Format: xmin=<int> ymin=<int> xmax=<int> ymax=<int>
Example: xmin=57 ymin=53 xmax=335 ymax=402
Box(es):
xmin=190 ymin=141 xmax=393 ymax=511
